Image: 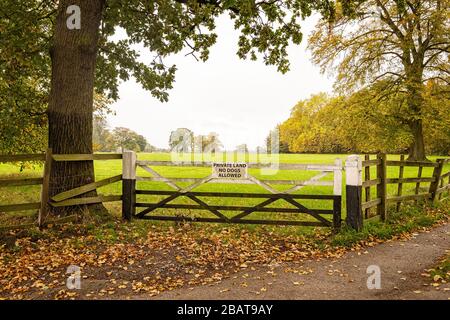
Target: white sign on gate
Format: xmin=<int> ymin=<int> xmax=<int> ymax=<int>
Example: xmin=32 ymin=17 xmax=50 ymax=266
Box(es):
xmin=212 ymin=163 xmax=248 ymax=179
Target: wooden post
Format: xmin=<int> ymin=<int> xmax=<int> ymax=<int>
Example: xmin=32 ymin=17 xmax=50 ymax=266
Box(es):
xmin=333 ymin=158 xmax=343 ymax=196
xmin=429 ymin=159 xmax=445 ymax=202
xmin=122 ymin=150 xmax=136 ymax=221
xmin=376 ymin=153 xmax=387 ymax=221
xmin=345 ymin=155 xmax=363 ymax=231
xmin=415 ymin=165 xmax=423 ymax=205
xmin=364 ymin=154 xmax=371 ymax=219
xmin=332 ymin=158 xmax=343 ymax=233
xmin=38 ymin=148 xmax=52 ymax=228
xmin=396 ymin=154 xmax=405 ymax=212
xmin=438 ymin=175 xmax=444 ymax=200
xmin=333 ymin=196 xmax=342 ymax=233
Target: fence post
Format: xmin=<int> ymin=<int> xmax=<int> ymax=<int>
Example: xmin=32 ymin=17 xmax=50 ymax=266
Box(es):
xmin=332 ymin=158 xmax=343 ymax=232
xmin=122 ymin=150 xmax=136 ymax=221
xmin=429 ymin=159 xmax=445 ymax=202
xmin=376 ymin=153 xmax=387 ymax=221
xmin=333 ymin=158 xmax=343 ymax=196
xmin=396 ymin=154 xmax=405 ymax=212
xmin=345 ymin=155 xmax=363 ymax=231
xmin=38 ymin=148 xmax=52 ymax=228
xmin=364 ymin=154 xmax=371 ymax=218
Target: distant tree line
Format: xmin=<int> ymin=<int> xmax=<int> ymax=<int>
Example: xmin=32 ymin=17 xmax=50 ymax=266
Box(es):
xmin=276 ymin=83 xmax=450 ymax=156
xmin=93 ymin=118 xmax=154 ymax=153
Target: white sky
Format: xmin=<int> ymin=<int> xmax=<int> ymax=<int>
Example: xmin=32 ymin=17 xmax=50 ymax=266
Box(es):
xmin=107 ymin=14 xmax=334 ymax=150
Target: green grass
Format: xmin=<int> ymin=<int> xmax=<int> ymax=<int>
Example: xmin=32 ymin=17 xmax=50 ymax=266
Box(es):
xmin=330 ymin=201 xmax=449 ymax=247
xmin=0 ymin=153 xmax=449 ymax=231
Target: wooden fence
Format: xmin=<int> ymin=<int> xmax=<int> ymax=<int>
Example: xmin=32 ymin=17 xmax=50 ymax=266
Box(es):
xmin=0 ymin=150 xmax=122 ymax=230
xmin=1 ymin=151 xmax=449 ymax=232
xmin=361 ymin=154 xmax=450 ymax=221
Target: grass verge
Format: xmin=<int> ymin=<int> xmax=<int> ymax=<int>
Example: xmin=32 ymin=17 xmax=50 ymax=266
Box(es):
xmin=330 ymin=200 xmax=449 ymax=247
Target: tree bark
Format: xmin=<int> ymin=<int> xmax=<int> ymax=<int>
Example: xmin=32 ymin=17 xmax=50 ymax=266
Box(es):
xmin=405 ymin=69 xmax=427 ymax=161
xmin=407 ymin=119 xmax=427 ymax=161
xmin=48 ymin=0 xmax=106 ymax=216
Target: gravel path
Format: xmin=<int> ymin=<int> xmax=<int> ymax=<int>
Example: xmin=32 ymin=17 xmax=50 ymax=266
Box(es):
xmin=150 ymin=222 xmax=450 ymax=300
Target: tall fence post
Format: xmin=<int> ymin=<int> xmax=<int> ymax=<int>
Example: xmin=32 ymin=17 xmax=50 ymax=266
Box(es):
xmin=429 ymin=159 xmax=445 ymax=202
xmin=333 ymin=158 xmax=343 ymax=196
xmin=38 ymin=148 xmax=52 ymax=228
xmin=396 ymin=154 xmax=405 ymax=212
xmin=345 ymin=155 xmax=363 ymax=231
xmin=364 ymin=154 xmax=371 ymax=218
xmin=376 ymin=153 xmax=387 ymax=221
xmin=122 ymin=150 xmax=136 ymax=221
xmin=333 ymin=158 xmax=343 ymax=232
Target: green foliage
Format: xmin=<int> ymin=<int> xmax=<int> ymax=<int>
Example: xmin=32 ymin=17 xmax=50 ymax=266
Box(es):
xmin=0 ymin=0 xmax=52 ymax=154
xmin=1 ymin=0 xmax=352 ymax=154
xmin=93 ymin=118 xmax=149 ymax=152
xmin=95 ymin=0 xmax=335 ymax=100
xmin=110 ymin=127 xmax=148 ymax=152
xmin=279 ymin=93 xmax=349 ymax=153
xmin=308 ymin=0 xmax=450 ymax=158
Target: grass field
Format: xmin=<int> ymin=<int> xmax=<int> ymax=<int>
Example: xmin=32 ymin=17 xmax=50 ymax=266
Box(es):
xmin=1 ymin=153 xmax=449 ymax=231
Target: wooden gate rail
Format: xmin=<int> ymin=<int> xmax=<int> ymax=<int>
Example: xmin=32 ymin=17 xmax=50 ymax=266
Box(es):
xmin=50 ymin=175 xmax=122 ymax=202
xmin=134 ymin=190 xmax=341 ymax=229
xmin=137 ymin=176 xmax=334 ymax=186
xmin=136 ymin=190 xmax=339 ymax=199
xmin=136 ymin=160 xmax=342 ymax=171
xmin=138 ymin=216 xmax=333 ymax=227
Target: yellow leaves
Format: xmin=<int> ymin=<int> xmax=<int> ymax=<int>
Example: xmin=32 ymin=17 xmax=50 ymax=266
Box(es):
xmin=433 ymin=275 xmax=443 ymax=282
xmin=431 ymin=283 xmax=440 ymax=287
xmin=55 ymin=290 xmax=78 ymax=300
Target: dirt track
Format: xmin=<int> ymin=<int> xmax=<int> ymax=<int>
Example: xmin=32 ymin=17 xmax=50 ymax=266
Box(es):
xmin=145 ymin=223 xmax=450 ymax=300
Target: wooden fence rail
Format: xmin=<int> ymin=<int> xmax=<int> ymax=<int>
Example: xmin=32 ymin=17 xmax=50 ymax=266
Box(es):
xmin=361 ymin=153 xmax=450 ymax=223
xmin=0 ymin=151 xmax=123 ymax=230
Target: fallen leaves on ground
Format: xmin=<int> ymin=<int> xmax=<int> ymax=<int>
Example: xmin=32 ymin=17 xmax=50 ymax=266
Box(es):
xmin=1 ymin=203 xmax=448 ymax=300
xmin=0 ymin=222 xmax=345 ymax=300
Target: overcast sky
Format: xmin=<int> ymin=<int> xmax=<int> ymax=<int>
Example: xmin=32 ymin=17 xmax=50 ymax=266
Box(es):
xmin=107 ymin=14 xmax=334 ymax=150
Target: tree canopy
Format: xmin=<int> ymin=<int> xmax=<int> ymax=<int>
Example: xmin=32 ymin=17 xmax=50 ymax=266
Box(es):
xmin=278 ymin=84 xmax=450 ymax=155
xmin=308 ymin=0 xmax=450 ymax=160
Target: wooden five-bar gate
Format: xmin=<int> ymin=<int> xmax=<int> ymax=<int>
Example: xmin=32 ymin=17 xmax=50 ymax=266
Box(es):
xmin=122 ymin=151 xmax=343 ymax=232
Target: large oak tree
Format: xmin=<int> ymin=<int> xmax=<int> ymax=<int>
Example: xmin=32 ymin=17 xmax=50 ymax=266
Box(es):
xmin=2 ymin=0 xmax=351 ymax=215
xmin=309 ymin=0 xmax=449 ymax=160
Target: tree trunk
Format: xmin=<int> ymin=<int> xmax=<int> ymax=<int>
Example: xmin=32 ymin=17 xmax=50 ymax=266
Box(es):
xmin=407 ymin=119 xmax=427 ymax=161
xmin=404 ymin=68 xmax=427 ymax=161
xmin=48 ymin=0 xmax=106 ymax=216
